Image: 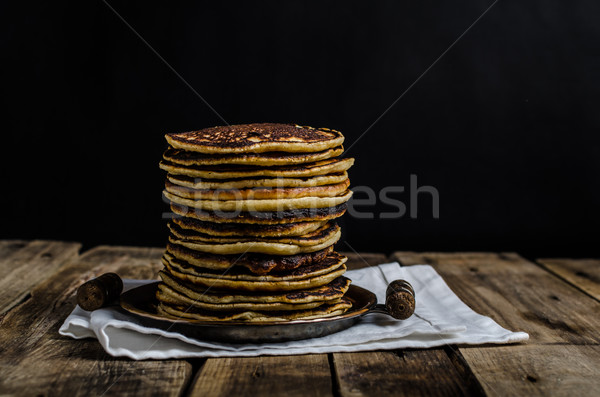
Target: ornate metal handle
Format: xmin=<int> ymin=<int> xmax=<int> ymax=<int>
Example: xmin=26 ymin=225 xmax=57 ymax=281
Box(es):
xmin=77 ymin=273 xmax=123 ymax=311
xmin=369 ymin=279 xmax=415 ymax=320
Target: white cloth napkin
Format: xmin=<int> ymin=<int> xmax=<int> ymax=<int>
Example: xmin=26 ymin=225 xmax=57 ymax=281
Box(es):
xmin=59 ymin=263 xmax=528 ymax=359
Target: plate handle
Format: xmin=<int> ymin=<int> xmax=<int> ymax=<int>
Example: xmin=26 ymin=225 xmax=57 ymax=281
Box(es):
xmin=369 ymin=280 xmax=415 ymax=320
xmin=77 ymin=273 xmax=123 ymax=311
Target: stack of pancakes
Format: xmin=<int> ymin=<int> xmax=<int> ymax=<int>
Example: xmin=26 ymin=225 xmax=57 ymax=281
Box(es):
xmin=156 ymin=123 xmax=354 ymax=322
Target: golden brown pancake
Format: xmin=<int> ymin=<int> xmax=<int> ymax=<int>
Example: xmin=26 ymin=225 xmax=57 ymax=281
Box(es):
xmin=156 ymin=297 xmax=352 ymax=322
xmin=165 ymin=123 xmax=345 ymax=154
xmin=166 ymin=242 xmax=333 ymax=275
xmin=168 ymin=226 xmax=340 ymax=255
xmin=164 ymin=178 xmax=350 ymax=200
xmin=167 ymin=221 xmax=339 ymax=247
xmin=157 ymin=272 xmax=350 ymax=310
xmin=170 ymin=203 xmax=347 ymax=225
xmin=171 ymin=217 xmax=326 ymax=237
xmin=163 ymin=145 xmax=344 ymax=166
xmin=167 ymin=172 xmax=349 ymax=190
xmin=163 ymin=189 xmax=352 ymax=212
xmin=163 ymin=257 xmax=347 ymax=291
xmin=159 ymin=158 xmax=354 ymax=180
xmin=169 ymin=224 xmax=341 ymax=255
xmin=162 ymin=251 xmax=347 ymax=282
xmin=157 ymin=284 xmax=329 ymax=311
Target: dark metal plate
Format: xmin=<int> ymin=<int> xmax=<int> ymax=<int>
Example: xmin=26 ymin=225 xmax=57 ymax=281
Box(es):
xmin=120 ymin=282 xmax=377 ymax=343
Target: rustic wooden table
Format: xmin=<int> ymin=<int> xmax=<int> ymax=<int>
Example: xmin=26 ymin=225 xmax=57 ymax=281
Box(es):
xmin=0 ymin=240 xmax=598 ymax=396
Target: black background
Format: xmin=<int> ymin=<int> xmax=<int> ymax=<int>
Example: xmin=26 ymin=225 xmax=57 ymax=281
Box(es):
xmin=1 ymin=1 xmax=598 ymax=257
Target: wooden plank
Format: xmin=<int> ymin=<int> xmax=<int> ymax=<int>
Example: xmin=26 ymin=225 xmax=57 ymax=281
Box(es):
xmin=0 ymin=239 xmax=28 ymax=256
xmin=462 ymin=345 xmax=600 ymax=397
xmin=0 ymin=245 xmax=192 ymax=397
xmin=190 ymin=355 xmax=333 ymax=397
xmin=338 ymin=251 xmax=390 ymax=270
xmin=331 ymin=252 xmax=482 ymax=397
xmin=537 ymin=258 xmax=600 ymax=301
xmin=392 ymin=251 xmax=600 ymax=345
xmin=0 ymin=240 xmax=81 ymax=315
xmin=391 ymin=251 xmax=600 ymax=397
xmin=333 ymin=349 xmax=483 ymax=397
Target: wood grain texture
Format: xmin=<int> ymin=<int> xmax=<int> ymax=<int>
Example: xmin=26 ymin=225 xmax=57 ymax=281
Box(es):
xmin=392 ymin=251 xmax=600 ymax=345
xmin=190 ymin=355 xmax=333 ymax=397
xmin=0 ymin=240 xmax=28 ymax=256
xmin=391 ymin=251 xmax=600 ymax=397
xmin=338 ymin=251 xmax=389 ymax=271
xmin=537 ymin=258 xmax=600 ymax=301
xmin=0 ymin=245 xmax=192 ymax=397
xmin=0 ymin=240 xmax=81 ymax=315
xmin=462 ymin=345 xmax=600 ymax=397
xmin=333 ymin=349 xmax=483 ymax=397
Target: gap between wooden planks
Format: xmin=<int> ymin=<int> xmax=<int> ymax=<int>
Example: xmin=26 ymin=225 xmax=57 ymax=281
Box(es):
xmin=391 ymin=251 xmax=600 ymax=397
xmin=536 ymin=258 xmax=600 ymax=302
xmin=0 ymin=243 xmax=192 ymax=397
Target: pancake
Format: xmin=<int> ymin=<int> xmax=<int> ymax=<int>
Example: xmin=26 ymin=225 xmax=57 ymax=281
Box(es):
xmin=158 ymin=269 xmax=350 ymax=304
xmin=163 ymin=145 xmax=344 ymax=166
xmin=165 ymin=123 xmax=345 ymax=154
xmin=157 ymin=284 xmax=329 ymax=312
xmin=168 ymin=226 xmax=340 ymax=255
xmin=157 ymin=297 xmax=352 ymax=322
xmin=166 ymin=242 xmax=333 ymax=274
xmin=159 ymin=158 xmax=354 ymax=179
xmin=163 ymin=189 xmax=352 ymax=212
xmin=162 ymin=251 xmax=347 ymax=282
xmin=170 ymin=203 xmax=347 ymax=224
xmin=171 ymin=217 xmax=326 ymax=237
xmin=164 ymin=178 xmax=350 ymax=200
xmin=167 ymin=172 xmax=349 ymax=190
xmin=163 ymin=258 xmax=347 ymax=291
xmin=167 ymin=221 xmax=339 ymax=247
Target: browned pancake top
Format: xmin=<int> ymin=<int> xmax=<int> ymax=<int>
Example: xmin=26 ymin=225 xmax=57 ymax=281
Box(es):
xmin=166 ymin=123 xmax=342 ymax=149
